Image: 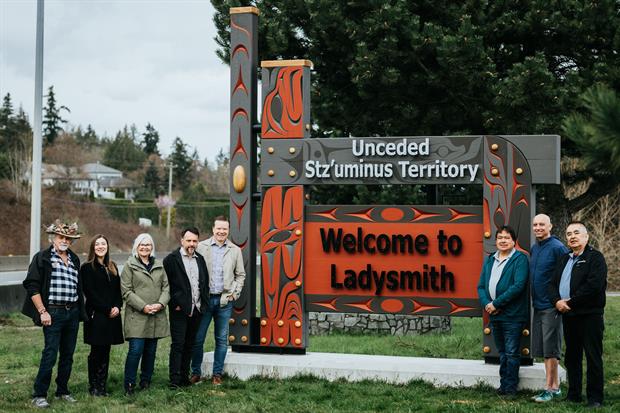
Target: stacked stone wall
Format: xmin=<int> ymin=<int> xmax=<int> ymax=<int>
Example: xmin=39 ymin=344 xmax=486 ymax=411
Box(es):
xmin=308 ymin=312 xmax=451 ymax=336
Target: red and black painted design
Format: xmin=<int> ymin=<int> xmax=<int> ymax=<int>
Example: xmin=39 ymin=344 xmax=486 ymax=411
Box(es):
xmin=481 ymin=136 xmax=533 ymax=363
xmin=228 ymin=7 xmax=259 ymax=347
xmin=259 ymin=185 xmax=306 ymax=348
xmin=261 ymin=62 xmax=311 ymax=139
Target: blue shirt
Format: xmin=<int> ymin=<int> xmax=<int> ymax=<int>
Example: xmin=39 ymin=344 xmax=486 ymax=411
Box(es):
xmin=559 ymin=252 xmax=581 ymax=300
xmin=210 ymin=239 xmax=227 ymax=294
xmin=489 ymin=249 xmax=515 ymax=300
xmin=530 ymin=236 xmax=569 ymax=309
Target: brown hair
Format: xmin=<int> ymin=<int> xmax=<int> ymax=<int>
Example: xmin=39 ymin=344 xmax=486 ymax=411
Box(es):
xmin=213 ymin=215 xmax=229 ymax=225
xmin=87 ymin=234 xmax=118 ymax=276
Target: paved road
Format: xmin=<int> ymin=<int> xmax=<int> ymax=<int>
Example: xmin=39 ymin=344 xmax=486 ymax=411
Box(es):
xmin=0 ymin=264 xmax=125 ymax=286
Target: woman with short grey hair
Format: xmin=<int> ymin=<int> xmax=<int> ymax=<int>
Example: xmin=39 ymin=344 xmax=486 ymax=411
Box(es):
xmin=120 ymin=233 xmax=170 ymax=394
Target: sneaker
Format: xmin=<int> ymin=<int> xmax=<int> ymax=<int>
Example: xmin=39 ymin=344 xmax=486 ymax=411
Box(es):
xmin=31 ymin=397 xmax=49 ymax=408
xmin=550 ymin=389 xmax=562 ymax=399
xmin=534 ymin=390 xmax=553 ymax=403
xmin=531 ymin=390 xmax=546 ymax=401
xmin=55 ymin=394 xmax=77 ymax=403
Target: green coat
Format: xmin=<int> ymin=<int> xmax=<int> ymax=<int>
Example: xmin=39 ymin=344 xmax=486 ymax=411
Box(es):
xmin=120 ymin=256 xmax=170 ymax=339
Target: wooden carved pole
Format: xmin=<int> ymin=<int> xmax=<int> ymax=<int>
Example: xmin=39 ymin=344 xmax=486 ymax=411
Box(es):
xmin=228 ymin=7 xmax=258 ymax=348
xmin=481 ymin=136 xmax=534 ymax=364
xmin=259 ymin=60 xmax=312 ymax=350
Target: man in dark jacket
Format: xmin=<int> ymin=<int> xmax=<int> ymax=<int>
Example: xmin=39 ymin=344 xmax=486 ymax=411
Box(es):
xmin=163 ymin=226 xmax=209 ymax=388
xmin=22 ymin=220 xmax=86 ymax=409
xmin=549 ymin=221 xmax=607 ymax=408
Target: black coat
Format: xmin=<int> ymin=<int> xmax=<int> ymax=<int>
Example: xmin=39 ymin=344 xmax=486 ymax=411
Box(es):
xmin=163 ymin=248 xmax=209 ymax=316
xmin=22 ymin=246 xmax=87 ymax=326
xmin=82 ymin=260 xmax=124 ymax=345
xmin=548 ymin=244 xmax=607 ymax=316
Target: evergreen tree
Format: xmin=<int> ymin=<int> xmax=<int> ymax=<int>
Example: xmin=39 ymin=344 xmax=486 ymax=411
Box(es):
xmin=103 ymin=125 xmax=147 ymax=172
xmin=75 ymin=124 xmax=99 ymax=147
xmin=144 ymin=158 xmax=162 ymax=195
xmin=212 ymin=0 xmax=620 ymax=214
xmin=142 ymin=123 xmax=160 ymax=155
xmin=169 ymin=137 xmax=193 ymax=189
xmin=560 ymin=84 xmax=620 ymax=220
xmin=43 ymin=86 xmax=70 ymax=145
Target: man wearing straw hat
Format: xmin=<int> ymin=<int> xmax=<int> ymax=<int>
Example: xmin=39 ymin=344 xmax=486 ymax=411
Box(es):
xmin=22 ymin=220 xmax=86 ymax=409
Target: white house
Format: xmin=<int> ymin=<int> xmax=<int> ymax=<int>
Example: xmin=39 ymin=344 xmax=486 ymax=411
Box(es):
xmin=40 ymin=162 xmax=137 ymax=200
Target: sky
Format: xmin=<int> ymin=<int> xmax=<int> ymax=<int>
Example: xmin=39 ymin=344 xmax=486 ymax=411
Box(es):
xmin=0 ymin=0 xmax=232 ymax=162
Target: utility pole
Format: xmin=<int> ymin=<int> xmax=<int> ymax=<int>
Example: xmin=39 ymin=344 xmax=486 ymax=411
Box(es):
xmin=166 ymin=162 xmax=174 ymax=238
xmin=29 ymin=0 xmax=44 ymax=258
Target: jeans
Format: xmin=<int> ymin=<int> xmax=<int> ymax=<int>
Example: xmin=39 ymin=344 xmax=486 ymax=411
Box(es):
xmin=124 ymin=338 xmax=158 ymax=386
xmin=191 ymin=295 xmax=233 ymax=376
xmin=169 ymin=309 xmax=201 ymax=385
xmin=491 ymin=320 xmax=523 ymax=394
xmin=33 ymin=306 xmax=80 ymax=397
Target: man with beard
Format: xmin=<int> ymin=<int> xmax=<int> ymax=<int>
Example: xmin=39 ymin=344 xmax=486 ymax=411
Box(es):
xmin=23 ymin=220 xmax=86 ymax=408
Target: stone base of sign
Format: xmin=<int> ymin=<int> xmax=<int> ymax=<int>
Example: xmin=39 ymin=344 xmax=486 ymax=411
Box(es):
xmin=308 ymin=312 xmax=451 ymax=336
xmin=201 ymin=351 xmax=563 ymax=390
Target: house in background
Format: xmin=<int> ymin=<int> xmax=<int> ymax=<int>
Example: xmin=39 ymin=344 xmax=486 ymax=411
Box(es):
xmin=39 ymin=162 xmax=137 ymax=200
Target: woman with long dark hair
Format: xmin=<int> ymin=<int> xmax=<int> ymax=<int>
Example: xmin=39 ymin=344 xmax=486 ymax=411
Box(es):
xmin=81 ymin=234 xmax=123 ymax=396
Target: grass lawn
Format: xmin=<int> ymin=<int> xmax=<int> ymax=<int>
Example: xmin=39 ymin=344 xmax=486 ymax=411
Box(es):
xmin=0 ymin=298 xmax=618 ymax=412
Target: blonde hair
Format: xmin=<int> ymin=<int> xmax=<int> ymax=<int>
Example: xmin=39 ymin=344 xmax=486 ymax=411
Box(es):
xmin=131 ymin=233 xmax=156 ymax=258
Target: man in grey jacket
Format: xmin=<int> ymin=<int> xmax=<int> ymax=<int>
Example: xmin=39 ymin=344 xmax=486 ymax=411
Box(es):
xmin=190 ymin=216 xmax=245 ymax=385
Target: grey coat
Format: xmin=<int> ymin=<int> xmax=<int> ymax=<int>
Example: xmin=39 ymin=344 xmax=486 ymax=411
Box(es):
xmin=196 ymin=237 xmax=246 ymax=307
xmin=120 ymin=255 xmax=170 ymax=339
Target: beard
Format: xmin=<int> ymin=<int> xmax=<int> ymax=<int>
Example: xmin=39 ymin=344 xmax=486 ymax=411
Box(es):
xmin=57 ymin=244 xmax=69 ymax=252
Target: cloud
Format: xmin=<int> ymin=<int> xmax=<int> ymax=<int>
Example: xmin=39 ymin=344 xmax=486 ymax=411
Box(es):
xmin=1 ymin=0 xmax=233 ymax=162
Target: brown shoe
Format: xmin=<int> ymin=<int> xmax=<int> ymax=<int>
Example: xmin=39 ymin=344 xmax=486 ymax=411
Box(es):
xmin=189 ymin=374 xmax=201 ymax=385
xmin=211 ymin=375 xmax=222 ymax=386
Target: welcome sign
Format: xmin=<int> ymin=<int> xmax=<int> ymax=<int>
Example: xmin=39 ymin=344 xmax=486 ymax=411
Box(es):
xmin=304 ymin=206 xmax=482 ymax=316
xmin=227 ymin=7 xmax=560 ymax=354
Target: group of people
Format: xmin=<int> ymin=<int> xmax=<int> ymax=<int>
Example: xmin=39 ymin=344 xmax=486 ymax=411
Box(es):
xmin=21 ymin=213 xmax=609 ymax=408
xmin=22 ymin=216 xmax=245 ymax=409
xmin=478 ymin=215 xmax=608 ymax=408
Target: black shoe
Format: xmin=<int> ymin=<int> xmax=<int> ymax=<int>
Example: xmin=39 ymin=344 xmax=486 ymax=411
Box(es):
xmin=124 ymin=383 xmax=135 ymax=396
xmin=139 ymin=381 xmax=150 ymax=390
xmin=565 ymin=396 xmax=583 ymax=403
xmin=587 ymin=401 xmax=602 ymax=409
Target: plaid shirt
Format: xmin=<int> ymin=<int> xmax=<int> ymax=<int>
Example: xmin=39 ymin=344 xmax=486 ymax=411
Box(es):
xmin=48 ymin=248 xmax=79 ymax=304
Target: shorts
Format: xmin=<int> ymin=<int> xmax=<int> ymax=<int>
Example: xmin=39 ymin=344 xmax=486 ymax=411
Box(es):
xmin=531 ymin=307 xmax=562 ymax=359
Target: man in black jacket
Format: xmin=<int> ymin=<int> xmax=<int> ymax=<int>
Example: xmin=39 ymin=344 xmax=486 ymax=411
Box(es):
xmin=22 ymin=220 xmax=86 ymax=409
xmin=163 ymin=226 xmax=209 ymax=388
xmin=549 ymin=221 xmax=607 ymax=408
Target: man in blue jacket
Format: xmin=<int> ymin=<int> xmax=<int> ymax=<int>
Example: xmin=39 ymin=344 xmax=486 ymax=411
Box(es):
xmin=549 ymin=221 xmax=607 ymax=408
xmin=530 ymin=214 xmax=569 ymax=403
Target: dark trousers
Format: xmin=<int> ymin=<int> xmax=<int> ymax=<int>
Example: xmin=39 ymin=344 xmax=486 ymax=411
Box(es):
xmin=88 ymin=344 xmax=111 ymax=392
xmin=33 ymin=306 xmax=80 ymax=397
xmin=563 ymin=314 xmax=605 ymax=404
xmin=169 ymin=309 xmax=201 ymax=385
xmin=491 ymin=320 xmax=524 ymax=394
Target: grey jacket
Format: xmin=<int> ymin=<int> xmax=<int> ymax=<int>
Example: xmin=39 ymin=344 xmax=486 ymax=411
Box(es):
xmin=196 ymin=237 xmax=246 ymax=307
